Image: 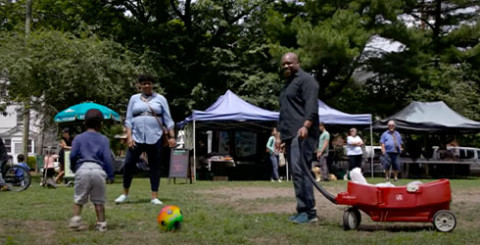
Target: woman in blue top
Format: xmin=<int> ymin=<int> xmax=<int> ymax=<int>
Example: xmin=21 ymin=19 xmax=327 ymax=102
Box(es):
xmin=115 ymin=74 xmax=176 ymax=205
xmin=266 ymin=127 xmax=281 ymax=182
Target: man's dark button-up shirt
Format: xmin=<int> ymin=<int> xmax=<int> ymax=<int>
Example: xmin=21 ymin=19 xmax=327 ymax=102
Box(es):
xmin=279 ymin=69 xmax=320 ymax=141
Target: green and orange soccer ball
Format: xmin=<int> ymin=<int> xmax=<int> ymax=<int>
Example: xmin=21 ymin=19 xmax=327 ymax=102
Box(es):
xmin=157 ymin=205 xmax=183 ymax=231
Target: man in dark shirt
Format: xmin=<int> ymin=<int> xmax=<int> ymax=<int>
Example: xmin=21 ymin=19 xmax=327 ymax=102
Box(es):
xmin=0 ymin=137 xmax=9 ymax=190
xmin=277 ymin=52 xmax=320 ymax=224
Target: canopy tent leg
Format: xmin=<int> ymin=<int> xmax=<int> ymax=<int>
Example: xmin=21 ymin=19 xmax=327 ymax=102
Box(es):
xmin=370 ymin=124 xmax=374 ymax=179
xmin=193 ymin=120 xmax=196 ymax=182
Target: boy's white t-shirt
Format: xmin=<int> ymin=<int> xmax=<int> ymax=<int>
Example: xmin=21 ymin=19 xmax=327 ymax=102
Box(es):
xmin=347 ymin=135 xmax=363 ymax=156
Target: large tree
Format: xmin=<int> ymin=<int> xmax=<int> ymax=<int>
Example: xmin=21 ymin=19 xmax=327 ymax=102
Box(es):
xmin=0 ymin=30 xmax=140 ymax=123
xmin=364 ymin=0 xmax=480 ymax=117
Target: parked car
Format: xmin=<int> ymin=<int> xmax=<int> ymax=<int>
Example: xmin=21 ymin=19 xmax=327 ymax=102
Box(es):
xmin=431 ymin=146 xmax=480 ymax=175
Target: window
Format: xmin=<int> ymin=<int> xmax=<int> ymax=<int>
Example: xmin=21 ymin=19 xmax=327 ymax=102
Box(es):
xmin=11 ymin=139 xmax=34 ymax=154
xmin=28 ymin=139 xmax=33 ymax=154
xmin=16 ymin=108 xmax=24 ymax=125
xmin=4 ymin=138 xmax=11 ymax=153
xmin=460 ymin=149 xmax=475 ymax=159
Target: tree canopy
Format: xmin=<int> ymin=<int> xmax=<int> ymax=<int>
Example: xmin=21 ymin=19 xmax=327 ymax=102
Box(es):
xmin=1 ymin=0 xmax=479 ymax=127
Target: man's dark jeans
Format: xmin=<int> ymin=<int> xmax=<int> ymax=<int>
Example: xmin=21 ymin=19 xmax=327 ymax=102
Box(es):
xmin=286 ymin=136 xmax=317 ymax=218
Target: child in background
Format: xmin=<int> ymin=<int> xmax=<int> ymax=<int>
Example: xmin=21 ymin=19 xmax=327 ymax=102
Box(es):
xmin=68 ymin=109 xmax=114 ymax=232
xmin=43 ymin=150 xmax=58 ymax=188
xmin=15 ymin=154 xmax=30 ymax=186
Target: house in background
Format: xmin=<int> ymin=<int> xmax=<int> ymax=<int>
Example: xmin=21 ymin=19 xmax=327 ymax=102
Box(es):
xmin=0 ymin=104 xmax=40 ymax=163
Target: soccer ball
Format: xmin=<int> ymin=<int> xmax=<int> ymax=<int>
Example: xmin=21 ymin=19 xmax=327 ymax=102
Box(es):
xmin=157 ymin=205 xmax=183 ymax=231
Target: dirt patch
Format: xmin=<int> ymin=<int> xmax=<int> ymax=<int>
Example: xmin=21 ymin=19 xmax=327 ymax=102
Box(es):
xmin=0 ymin=219 xmax=57 ymax=244
xmin=197 ymin=185 xmax=347 ymax=216
xmin=196 ymin=184 xmax=480 ymax=228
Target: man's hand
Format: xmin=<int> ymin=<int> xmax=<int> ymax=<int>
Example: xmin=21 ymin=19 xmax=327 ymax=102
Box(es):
xmin=168 ymin=138 xmax=177 ymax=148
xmin=316 ymin=151 xmax=322 ymax=159
xmin=298 ymin=126 xmax=308 ymax=139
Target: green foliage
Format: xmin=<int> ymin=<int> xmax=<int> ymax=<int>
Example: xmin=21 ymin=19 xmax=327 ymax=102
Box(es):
xmin=0 ymin=29 xmax=140 ymax=123
xmin=365 ymin=0 xmax=480 ymax=116
xmin=100 ymin=123 xmax=126 ymax=157
xmin=1 ymin=0 xmax=480 ymax=127
xmin=26 ymin=156 xmax=36 ymax=169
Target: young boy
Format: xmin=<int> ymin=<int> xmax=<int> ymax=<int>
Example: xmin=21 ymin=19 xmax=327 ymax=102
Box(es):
xmin=68 ymin=109 xmax=114 ymax=232
xmin=16 ymin=154 xmax=30 ymax=186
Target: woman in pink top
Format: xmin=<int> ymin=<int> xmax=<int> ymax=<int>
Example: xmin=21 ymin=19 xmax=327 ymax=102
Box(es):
xmin=43 ymin=151 xmax=58 ymax=188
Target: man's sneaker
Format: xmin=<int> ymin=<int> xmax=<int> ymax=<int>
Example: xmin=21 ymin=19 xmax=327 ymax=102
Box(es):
xmin=69 ymin=216 xmax=87 ymax=231
xmin=292 ymin=213 xmax=318 ymax=224
xmin=150 ymin=198 xmax=163 ymax=205
xmin=288 ymin=213 xmax=300 ymax=221
xmin=115 ymin=194 xmax=129 ymax=204
xmin=95 ymin=221 xmax=107 ymax=232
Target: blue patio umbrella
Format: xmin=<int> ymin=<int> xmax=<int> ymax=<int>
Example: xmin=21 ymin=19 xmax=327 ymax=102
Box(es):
xmin=54 ymin=102 xmax=121 ymax=122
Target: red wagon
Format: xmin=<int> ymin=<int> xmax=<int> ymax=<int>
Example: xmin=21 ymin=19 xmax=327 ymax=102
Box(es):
xmin=335 ymin=178 xmax=456 ymax=232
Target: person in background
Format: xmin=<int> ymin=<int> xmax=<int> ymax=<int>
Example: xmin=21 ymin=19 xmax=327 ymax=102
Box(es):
xmin=380 ymin=120 xmax=403 ymax=181
xmin=346 ymin=128 xmax=364 ymax=177
xmin=69 ymin=109 xmax=114 ymax=232
xmin=57 ymin=128 xmax=73 ymax=184
xmin=0 ymin=137 xmax=9 ymax=191
xmin=266 ymin=127 xmax=281 ymax=183
xmin=15 ymin=154 xmax=30 ymax=184
xmin=43 ymin=150 xmax=59 ymax=188
xmin=314 ymin=122 xmax=330 ymax=182
xmin=276 ymin=52 xmax=319 ymax=224
xmin=115 ymin=74 xmax=176 ymax=205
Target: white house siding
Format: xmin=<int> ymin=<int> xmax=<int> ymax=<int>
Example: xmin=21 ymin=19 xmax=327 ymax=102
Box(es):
xmin=0 ymin=104 xmax=41 ymax=163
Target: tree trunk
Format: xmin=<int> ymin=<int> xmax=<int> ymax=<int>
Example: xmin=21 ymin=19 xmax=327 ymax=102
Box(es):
xmin=22 ymin=0 xmax=32 ymax=157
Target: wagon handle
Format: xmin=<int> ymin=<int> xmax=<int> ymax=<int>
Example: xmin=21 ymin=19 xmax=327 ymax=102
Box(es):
xmin=294 ymin=137 xmax=338 ymax=204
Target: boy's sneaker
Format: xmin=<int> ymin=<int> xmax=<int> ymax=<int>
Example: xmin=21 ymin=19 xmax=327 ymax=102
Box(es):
xmin=69 ymin=216 xmax=87 ymax=231
xmin=115 ymin=194 xmax=129 ymax=204
xmin=95 ymin=221 xmax=107 ymax=232
xmin=150 ymin=198 xmax=163 ymax=205
xmin=292 ymin=213 xmax=318 ymax=224
xmin=0 ymin=184 xmax=10 ymax=191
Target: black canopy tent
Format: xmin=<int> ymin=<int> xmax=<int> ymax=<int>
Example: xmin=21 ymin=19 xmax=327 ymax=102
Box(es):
xmin=373 ymin=101 xmax=480 ymax=133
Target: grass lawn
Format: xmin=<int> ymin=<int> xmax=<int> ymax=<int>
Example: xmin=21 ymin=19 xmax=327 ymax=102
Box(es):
xmin=1 ymin=175 xmax=479 ymax=245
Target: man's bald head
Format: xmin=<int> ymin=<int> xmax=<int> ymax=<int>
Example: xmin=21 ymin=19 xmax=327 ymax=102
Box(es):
xmin=281 ymin=52 xmax=300 ymax=78
xmin=282 ymin=52 xmax=299 ymax=63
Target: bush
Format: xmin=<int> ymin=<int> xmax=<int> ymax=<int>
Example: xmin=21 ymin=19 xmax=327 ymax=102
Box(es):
xmin=27 ymin=156 xmax=36 ymax=170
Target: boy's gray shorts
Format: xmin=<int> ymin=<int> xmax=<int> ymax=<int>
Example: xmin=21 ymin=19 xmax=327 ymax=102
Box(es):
xmin=74 ymin=162 xmax=107 ymax=205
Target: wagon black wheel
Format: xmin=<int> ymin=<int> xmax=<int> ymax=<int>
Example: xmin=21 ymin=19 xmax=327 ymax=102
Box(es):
xmin=343 ymin=207 xmax=361 ymax=230
xmin=4 ymin=166 xmax=31 ymax=192
xmin=433 ymin=210 xmax=456 ymax=232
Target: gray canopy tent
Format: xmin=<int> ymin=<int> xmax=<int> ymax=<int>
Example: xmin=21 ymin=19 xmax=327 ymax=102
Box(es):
xmin=373 ymin=101 xmax=480 ymax=132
